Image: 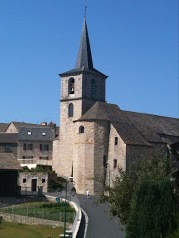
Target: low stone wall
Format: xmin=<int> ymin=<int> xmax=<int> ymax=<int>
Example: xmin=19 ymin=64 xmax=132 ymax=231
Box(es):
xmin=0 ymin=212 xmax=70 ymax=228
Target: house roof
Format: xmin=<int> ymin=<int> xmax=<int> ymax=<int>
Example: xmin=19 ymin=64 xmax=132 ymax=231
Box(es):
xmin=0 ymin=133 xmax=18 ymax=143
xmin=0 ymin=123 xmax=9 ymax=132
xmin=0 ymin=153 xmax=21 ymax=170
xmin=9 ymin=122 xmax=51 ymax=131
xmin=18 ymin=127 xmax=55 ymax=141
xmin=76 ymin=101 xmax=179 ymax=146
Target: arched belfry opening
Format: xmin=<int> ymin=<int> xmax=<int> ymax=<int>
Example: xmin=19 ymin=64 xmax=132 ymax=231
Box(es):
xmin=91 ymin=79 xmax=96 ymax=97
xmin=68 ymin=77 xmax=75 ymax=95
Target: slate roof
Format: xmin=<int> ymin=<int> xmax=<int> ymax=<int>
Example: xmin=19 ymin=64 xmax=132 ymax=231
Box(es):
xmin=10 ymin=122 xmax=52 ymax=131
xmin=60 ymin=19 xmax=107 ymax=78
xmin=18 ymin=127 xmax=55 ymax=141
xmin=76 ymin=18 xmax=93 ymax=70
xmin=0 ymin=123 xmax=9 ymax=132
xmin=0 ymin=153 xmax=21 ymax=170
xmin=0 ymin=133 xmax=18 ymax=143
xmin=76 ymin=101 xmax=179 ymax=146
xmin=124 ymin=111 xmax=179 ymax=144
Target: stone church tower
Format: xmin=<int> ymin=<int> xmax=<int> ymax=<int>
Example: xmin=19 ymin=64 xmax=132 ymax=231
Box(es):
xmin=53 ymin=19 xmax=108 ymax=194
xmin=53 ymin=18 xmax=179 ymax=195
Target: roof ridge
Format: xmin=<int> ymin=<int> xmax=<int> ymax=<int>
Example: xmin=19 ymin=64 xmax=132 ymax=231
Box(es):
xmin=123 ymin=110 xmax=179 ymax=120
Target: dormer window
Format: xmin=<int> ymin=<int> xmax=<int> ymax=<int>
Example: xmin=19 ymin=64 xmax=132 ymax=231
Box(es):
xmin=68 ymin=77 xmax=75 ymax=95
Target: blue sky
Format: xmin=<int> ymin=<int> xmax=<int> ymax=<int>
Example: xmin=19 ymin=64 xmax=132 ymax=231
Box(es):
xmin=0 ymin=0 xmax=178 ymax=125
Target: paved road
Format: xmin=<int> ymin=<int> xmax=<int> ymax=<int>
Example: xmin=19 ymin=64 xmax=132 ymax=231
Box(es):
xmin=77 ymin=194 xmax=125 ymax=238
xmin=45 ymin=191 xmax=125 ymax=238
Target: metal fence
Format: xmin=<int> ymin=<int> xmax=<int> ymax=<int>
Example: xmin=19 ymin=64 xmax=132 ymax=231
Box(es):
xmin=0 ymin=203 xmax=75 ymax=223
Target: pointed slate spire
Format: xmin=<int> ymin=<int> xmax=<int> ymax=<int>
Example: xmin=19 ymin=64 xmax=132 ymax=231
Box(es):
xmin=76 ymin=18 xmax=93 ymax=70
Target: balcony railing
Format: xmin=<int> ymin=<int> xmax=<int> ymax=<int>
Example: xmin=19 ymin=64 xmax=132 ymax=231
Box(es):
xmin=17 ymin=158 xmax=52 ymax=166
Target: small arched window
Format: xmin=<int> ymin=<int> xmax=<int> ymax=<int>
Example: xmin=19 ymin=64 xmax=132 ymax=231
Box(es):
xmin=68 ymin=77 xmax=75 ymax=95
xmin=68 ymin=103 xmax=74 ymax=117
xmin=91 ymin=79 xmax=96 ymax=97
xmin=79 ymin=126 xmax=84 ymax=134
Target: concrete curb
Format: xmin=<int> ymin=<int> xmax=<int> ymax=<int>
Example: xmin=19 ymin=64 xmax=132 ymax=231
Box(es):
xmin=70 ymin=201 xmax=82 ymax=238
xmin=45 ymin=195 xmax=88 ymax=238
xmin=80 ymin=207 xmax=89 ymax=238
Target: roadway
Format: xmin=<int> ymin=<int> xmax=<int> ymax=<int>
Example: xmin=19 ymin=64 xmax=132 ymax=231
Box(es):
xmin=76 ymin=194 xmax=125 ymax=238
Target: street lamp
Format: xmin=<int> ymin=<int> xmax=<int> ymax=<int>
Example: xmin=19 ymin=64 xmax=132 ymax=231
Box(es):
xmin=106 ymin=162 xmax=110 ymax=189
xmin=63 ymin=177 xmax=76 ymax=238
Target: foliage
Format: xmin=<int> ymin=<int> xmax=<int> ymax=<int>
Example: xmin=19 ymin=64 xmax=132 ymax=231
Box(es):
xmin=49 ymin=177 xmax=66 ymax=191
xmin=21 ymin=165 xmax=54 ymax=173
xmin=126 ymin=178 xmax=177 ymax=238
xmin=30 ymin=165 xmax=52 ymax=173
xmin=100 ymin=153 xmax=173 ymax=225
xmin=103 ymin=167 xmax=136 ymax=224
xmin=21 ymin=166 xmax=31 ymax=172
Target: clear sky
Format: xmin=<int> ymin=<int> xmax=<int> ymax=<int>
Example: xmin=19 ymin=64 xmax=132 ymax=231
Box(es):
xmin=0 ymin=0 xmax=178 ymax=125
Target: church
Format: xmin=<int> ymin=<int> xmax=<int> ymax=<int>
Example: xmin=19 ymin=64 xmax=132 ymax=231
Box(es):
xmin=52 ymin=18 xmax=179 ymax=195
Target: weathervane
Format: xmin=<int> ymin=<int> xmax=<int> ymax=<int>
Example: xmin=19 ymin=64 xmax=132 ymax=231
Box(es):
xmin=84 ymin=0 xmax=87 ymax=18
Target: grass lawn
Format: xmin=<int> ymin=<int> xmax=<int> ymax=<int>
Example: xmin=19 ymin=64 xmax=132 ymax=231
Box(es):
xmin=0 ymin=221 xmax=63 ymax=238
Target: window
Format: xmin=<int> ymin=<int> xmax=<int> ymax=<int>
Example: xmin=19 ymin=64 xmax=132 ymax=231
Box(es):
xmin=23 ymin=143 xmax=33 ymax=150
xmin=4 ymin=144 xmax=11 ymax=152
xmin=42 ymin=132 xmax=46 ymax=136
xmin=114 ymin=137 xmax=118 ymax=145
xmin=79 ymin=126 xmax=84 ymax=134
xmin=40 ymin=144 xmax=49 ymax=151
xmin=22 ymin=156 xmax=33 ymax=159
xmin=27 ymin=131 xmax=32 ymax=135
xmin=68 ymin=103 xmax=74 ymax=117
xmin=68 ymin=77 xmax=75 ymax=94
xmin=23 ymin=143 xmax=26 ymax=150
xmin=42 ymin=179 xmax=46 ymax=183
xmin=113 ymin=159 xmax=117 ymax=168
xmin=23 ymin=178 xmax=26 ymax=183
xmin=27 ymin=144 xmax=33 ymax=150
xmin=91 ymin=79 xmax=96 ymax=97
xmin=39 ymin=156 xmax=49 ymax=160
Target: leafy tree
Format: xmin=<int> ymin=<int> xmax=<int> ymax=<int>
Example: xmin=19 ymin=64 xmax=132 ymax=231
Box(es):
xmin=126 ymin=178 xmax=177 ymax=238
xmin=99 ymin=152 xmax=176 ymax=228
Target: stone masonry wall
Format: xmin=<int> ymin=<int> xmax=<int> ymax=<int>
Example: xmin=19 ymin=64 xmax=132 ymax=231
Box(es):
xmin=73 ymin=120 xmax=110 ymax=195
xmin=5 ymin=124 xmax=18 ymax=133
xmin=17 ymin=141 xmax=52 ymax=161
xmin=108 ymin=124 xmax=126 ymax=186
xmin=0 ymin=213 xmax=68 ymax=228
xmin=73 ymin=121 xmax=95 ymax=194
xmin=93 ymin=121 xmax=110 ymax=194
xmin=18 ymin=172 xmax=48 ymax=192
